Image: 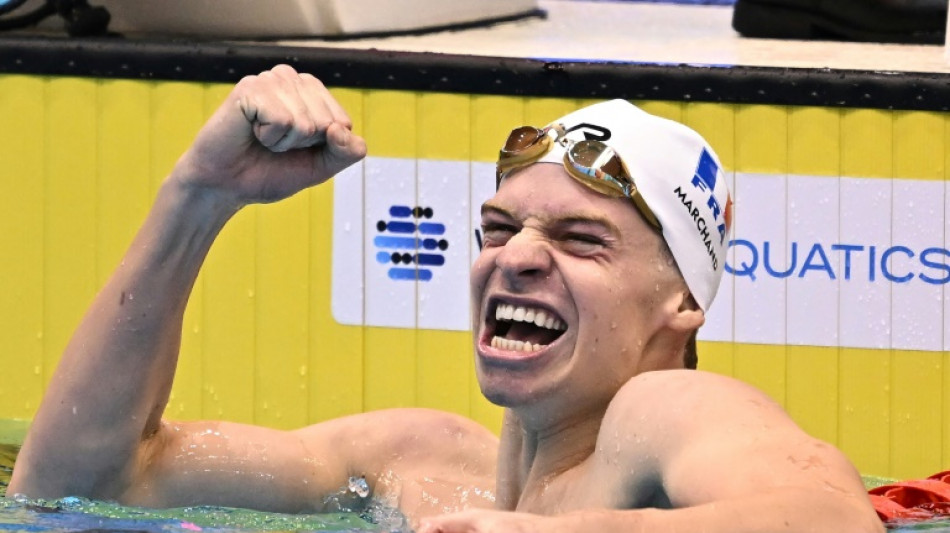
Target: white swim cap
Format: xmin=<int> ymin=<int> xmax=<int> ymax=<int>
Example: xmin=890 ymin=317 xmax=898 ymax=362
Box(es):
xmin=531 ymin=99 xmax=733 ymax=311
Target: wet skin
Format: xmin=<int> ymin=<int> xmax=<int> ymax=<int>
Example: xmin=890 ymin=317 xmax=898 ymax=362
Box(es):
xmin=471 ymin=163 xmax=693 ymax=429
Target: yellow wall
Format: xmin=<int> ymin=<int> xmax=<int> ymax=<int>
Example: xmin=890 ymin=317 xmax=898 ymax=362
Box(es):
xmin=0 ymin=75 xmax=947 ymax=480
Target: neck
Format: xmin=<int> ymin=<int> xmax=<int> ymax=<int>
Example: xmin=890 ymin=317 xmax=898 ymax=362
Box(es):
xmin=495 ymin=405 xmax=605 ymax=510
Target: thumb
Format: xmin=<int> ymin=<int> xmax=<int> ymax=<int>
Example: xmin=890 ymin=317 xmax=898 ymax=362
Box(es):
xmin=319 ymin=122 xmax=367 ymax=177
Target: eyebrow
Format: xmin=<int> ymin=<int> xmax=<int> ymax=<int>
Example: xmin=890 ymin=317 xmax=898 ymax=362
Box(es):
xmin=480 ymin=202 xmax=513 ymax=219
xmin=480 ymin=201 xmax=622 ymax=236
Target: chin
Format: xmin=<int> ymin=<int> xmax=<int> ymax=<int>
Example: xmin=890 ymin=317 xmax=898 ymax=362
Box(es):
xmin=475 ymin=368 xmax=555 ymax=409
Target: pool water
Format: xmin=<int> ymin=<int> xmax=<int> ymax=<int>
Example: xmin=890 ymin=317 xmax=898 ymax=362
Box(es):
xmin=3 ymin=442 xmax=950 ymax=532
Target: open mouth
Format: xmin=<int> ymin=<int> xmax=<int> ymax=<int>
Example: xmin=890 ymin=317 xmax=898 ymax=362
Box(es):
xmin=488 ymin=302 xmax=567 ymax=353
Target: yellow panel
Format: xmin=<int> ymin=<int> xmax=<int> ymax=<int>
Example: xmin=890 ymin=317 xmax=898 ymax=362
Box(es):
xmin=202 ymin=207 xmax=257 ymax=422
xmin=786 ymin=346 xmax=838 ymax=445
xmin=0 ymin=75 xmax=45 ymax=419
xmin=152 ymin=82 xmax=207 ymax=420
xmin=524 ymin=97 xmax=579 ymax=128
xmin=414 ymin=92 xmax=472 ymax=415
xmin=839 ymin=348 xmax=890 ymax=477
xmin=96 ymin=80 xmax=152 ymax=287
xmin=362 ymin=90 xmax=418 ymax=411
xmin=199 ymin=83 xmax=257 ymax=423
xmin=417 ymin=330 xmax=472 ymax=416
xmin=788 ymin=107 xmax=840 ymax=176
xmin=311 ymin=87 xmax=364 ymax=423
xmin=364 ymin=90 xmax=417 ymax=159
xmin=451 ymin=81 xmax=502 ymax=428
xmin=841 ymin=109 xmax=892 ymax=179
xmin=697 ymin=340 xmax=734 ymax=377
xmin=203 ymin=83 xmax=231 ymax=116
xmin=636 ymin=100 xmax=684 ymax=123
xmin=838 ymin=109 xmax=892 ymax=475
xmin=417 ymin=92 xmax=470 ymax=161
xmin=734 ymin=105 xmax=788 ymax=173
xmin=683 ymin=103 xmax=736 ymax=171
xmin=471 ymin=95 xmax=524 ymax=163
xmin=43 ymin=78 xmax=98 ymax=389
xmin=364 ymin=328 xmax=417 ymax=410
xmin=945 ymin=113 xmax=950 ymax=181
xmin=890 ymin=350 xmax=942 ymax=478
xmin=328 ymin=86 xmax=364 ymax=134
xmin=255 ymin=194 xmax=311 ymax=429
xmin=785 ymin=106 xmax=841 ymax=447
xmin=894 ymin=111 xmax=944 ymax=180
xmin=149 ymin=82 xmax=205 ymax=196
xmin=734 ymin=344 xmax=786 ymax=407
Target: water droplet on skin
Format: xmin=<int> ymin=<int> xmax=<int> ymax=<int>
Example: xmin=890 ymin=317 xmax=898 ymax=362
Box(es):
xmin=348 ymin=476 xmax=370 ymax=498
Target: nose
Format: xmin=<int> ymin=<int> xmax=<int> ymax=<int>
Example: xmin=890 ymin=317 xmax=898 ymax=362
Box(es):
xmin=495 ymin=229 xmax=552 ymax=287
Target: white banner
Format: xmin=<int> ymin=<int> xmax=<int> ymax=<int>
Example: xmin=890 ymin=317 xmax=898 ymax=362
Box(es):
xmin=332 ymin=158 xmax=949 ymax=351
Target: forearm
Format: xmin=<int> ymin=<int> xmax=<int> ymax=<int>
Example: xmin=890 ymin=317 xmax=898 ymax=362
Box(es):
xmin=9 ymin=176 xmax=239 ymax=499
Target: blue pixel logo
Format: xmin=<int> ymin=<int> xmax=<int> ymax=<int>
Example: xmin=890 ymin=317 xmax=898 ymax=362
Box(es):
xmin=374 ymin=205 xmax=449 ymax=281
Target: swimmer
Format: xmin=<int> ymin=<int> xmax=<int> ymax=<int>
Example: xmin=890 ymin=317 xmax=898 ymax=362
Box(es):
xmin=9 ymin=65 xmax=883 ymax=532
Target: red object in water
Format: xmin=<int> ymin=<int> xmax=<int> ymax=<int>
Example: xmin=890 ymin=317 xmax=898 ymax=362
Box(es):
xmin=869 ymin=472 xmax=950 ymax=523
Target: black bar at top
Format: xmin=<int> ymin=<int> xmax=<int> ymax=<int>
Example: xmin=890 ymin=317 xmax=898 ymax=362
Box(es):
xmin=2 ymin=34 xmax=950 ymax=111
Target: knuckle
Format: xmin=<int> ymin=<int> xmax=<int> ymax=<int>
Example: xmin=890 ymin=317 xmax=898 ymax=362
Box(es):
xmin=300 ymin=72 xmax=326 ymax=90
xmin=272 ymin=63 xmax=297 ymax=76
xmin=235 ymin=74 xmax=259 ymax=93
xmin=313 ymin=115 xmax=333 ymax=132
xmin=298 ymin=118 xmax=318 ymax=139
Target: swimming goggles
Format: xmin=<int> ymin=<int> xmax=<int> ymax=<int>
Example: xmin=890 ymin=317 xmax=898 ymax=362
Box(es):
xmin=495 ymin=124 xmax=661 ymax=230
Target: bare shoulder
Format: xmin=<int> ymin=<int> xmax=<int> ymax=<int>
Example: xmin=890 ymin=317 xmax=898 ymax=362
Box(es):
xmin=598 ymin=369 xmax=801 ymax=460
xmin=606 ymin=368 xmax=786 ymax=422
xmin=595 ymin=370 xmax=869 ymax=510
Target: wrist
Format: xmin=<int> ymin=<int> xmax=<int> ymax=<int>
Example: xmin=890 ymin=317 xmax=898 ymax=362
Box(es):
xmin=161 ymin=168 xmax=244 ymax=223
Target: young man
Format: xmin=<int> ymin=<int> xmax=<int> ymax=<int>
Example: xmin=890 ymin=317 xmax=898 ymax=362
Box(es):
xmin=9 ymin=65 xmax=883 ymax=533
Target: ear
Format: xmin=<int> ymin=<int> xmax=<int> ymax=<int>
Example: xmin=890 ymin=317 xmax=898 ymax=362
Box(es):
xmin=667 ymin=291 xmax=705 ymax=333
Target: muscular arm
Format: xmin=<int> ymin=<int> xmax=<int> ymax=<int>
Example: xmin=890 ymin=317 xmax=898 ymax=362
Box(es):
xmin=8 ymin=65 xmax=368 ymax=504
xmin=604 ymin=370 xmax=882 ymax=532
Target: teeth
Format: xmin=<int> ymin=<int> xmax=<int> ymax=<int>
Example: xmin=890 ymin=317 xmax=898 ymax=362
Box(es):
xmin=493 ymin=304 xmax=565 ymax=331
xmin=534 ymin=311 xmax=547 ymax=328
xmin=491 ymin=336 xmax=543 ymax=352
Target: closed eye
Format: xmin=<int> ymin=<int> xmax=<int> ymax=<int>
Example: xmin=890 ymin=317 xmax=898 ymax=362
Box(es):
xmin=564 ymin=233 xmax=604 ymax=245
xmin=559 ymin=232 xmax=608 ymax=255
xmin=481 ymin=222 xmax=518 ymax=248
